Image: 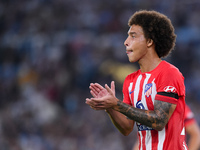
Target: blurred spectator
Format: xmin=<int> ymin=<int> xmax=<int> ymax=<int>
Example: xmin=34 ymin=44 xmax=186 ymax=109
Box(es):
xmin=0 ymin=0 xmax=199 ymax=149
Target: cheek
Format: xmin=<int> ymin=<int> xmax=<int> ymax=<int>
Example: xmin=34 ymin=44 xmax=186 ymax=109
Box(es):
xmin=138 ymin=36 xmax=146 ymax=42
xmin=130 ymin=41 xmax=146 ymax=51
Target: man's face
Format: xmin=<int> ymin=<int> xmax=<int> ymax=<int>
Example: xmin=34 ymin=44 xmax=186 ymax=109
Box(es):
xmin=124 ymin=25 xmax=148 ymax=63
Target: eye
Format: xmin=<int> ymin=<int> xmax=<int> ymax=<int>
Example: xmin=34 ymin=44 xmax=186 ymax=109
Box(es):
xmin=130 ymin=34 xmax=135 ymax=38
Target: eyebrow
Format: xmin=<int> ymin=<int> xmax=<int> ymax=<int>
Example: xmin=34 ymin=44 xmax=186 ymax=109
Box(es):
xmin=128 ymin=31 xmax=137 ymax=35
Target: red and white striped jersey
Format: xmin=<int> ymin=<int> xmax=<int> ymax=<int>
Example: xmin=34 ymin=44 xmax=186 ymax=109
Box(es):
xmin=184 ymin=104 xmax=196 ymax=128
xmin=123 ymin=61 xmax=188 ymax=150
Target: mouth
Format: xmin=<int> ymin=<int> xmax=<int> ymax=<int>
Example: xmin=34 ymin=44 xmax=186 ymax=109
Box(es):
xmin=126 ymin=50 xmax=133 ymax=54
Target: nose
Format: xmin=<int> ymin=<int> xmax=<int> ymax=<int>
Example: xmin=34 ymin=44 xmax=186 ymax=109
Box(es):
xmin=124 ymin=38 xmax=128 ymax=46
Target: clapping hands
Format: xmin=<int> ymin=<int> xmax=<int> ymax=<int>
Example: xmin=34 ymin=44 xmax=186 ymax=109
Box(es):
xmin=85 ymin=81 xmax=118 ymax=110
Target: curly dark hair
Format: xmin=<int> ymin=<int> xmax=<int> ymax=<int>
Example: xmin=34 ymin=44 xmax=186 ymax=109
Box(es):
xmin=128 ymin=10 xmax=176 ymax=58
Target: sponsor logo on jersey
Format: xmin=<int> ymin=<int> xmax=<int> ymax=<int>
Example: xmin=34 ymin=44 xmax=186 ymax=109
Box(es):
xmin=136 ymin=100 xmax=145 ymax=109
xmin=144 ymin=83 xmax=152 ymax=97
xmin=137 ymin=124 xmax=153 ymax=131
xmin=164 ymin=86 xmax=176 ymax=93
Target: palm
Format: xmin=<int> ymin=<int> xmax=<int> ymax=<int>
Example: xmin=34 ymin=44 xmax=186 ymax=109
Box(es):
xmin=89 ymin=81 xmax=115 ymax=98
xmin=96 ymin=88 xmax=108 ymax=98
xmin=86 ymin=81 xmax=116 ymax=110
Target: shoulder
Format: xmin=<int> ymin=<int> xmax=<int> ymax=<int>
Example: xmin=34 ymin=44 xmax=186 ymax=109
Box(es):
xmin=163 ymin=61 xmax=182 ymax=72
xmin=185 ymin=105 xmax=194 ymax=118
xmin=155 ymin=61 xmax=185 ymax=96
xmin=159 ymin=61 xmax=184 ymax=79
xmin=125 ymin=70 xmax=140 ymax=81
xmin=123 ymin=70 xmax=140 ymax=88
xmin=184 ymin=104 xmax=196 ymax=126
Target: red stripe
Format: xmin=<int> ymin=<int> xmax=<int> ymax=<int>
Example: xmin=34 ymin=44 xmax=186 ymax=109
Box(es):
xmin=138 ymin=132 xmax=141 ymax=150
xmin=151 ymin=130 xmax=158 ymax=150
xmin=146 ymin=96 xmax=154 ymax=110
xmin=142 ymin=131 xmax=146 ymax=150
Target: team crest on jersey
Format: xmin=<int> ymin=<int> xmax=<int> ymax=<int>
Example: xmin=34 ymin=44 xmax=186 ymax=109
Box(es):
xmin=144 ymin=83 xmax=152 ymax=97
xmin=164 ymin=86 xmax=176 ymax=93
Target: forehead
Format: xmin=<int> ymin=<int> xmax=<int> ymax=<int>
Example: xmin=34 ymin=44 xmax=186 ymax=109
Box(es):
xmin=128 ymin=25 xmax=144 ymax=35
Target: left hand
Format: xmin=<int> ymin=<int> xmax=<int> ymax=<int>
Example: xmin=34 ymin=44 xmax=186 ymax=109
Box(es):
xmin=85 ymin=81 xmax=118 ymax=110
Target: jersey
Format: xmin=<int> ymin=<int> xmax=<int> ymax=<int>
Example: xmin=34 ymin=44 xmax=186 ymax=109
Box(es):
xmin=184 ymin=104 xmax=196 ymax=143
xmin=184 ymin=104 xmax=196 ymax=127
xmin=123 ymin=61 xmax=187 ymax=150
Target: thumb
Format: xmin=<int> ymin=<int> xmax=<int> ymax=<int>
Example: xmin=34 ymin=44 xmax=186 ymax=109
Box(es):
xmin=111 ymin=81 xmax=115 ymax=95
xmin=105 ymin=84 xmax=114 ymax=95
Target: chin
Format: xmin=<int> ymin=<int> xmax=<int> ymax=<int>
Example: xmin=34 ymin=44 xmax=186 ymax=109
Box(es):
xmin=129 ymin=59 xmax=136 ymax=63
xmin=128 ymin=56 xmax=139 ymax=63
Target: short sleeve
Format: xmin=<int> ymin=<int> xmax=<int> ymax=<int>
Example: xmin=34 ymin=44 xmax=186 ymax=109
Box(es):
xmin=184 ymin=105 xmax=196 ymax=127
xmin=155 ymin=67 xmax=185 ymax=104
xmin=122 ymin=75 xmax=132 ymax=106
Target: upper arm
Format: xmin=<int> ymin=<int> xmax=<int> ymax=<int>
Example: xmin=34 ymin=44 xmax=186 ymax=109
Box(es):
xmin=153 ymin=68 xmax=183 ymax=130
xmin=152 ymin=100 xmax=177 ymax=130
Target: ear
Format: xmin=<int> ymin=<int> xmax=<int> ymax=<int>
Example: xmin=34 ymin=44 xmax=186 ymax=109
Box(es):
xmin=147 ymin=39 xmax=154 ymax=48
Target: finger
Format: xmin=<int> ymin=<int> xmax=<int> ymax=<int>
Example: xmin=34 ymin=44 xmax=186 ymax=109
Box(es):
xmin=90 ymin=90 xmax=97 ymax=98
xmin=111 ymin=81 xmax=115 ymax=94
xmin=94 ymin=83 xmax=105 ymax=92
xmin=86 ymin=98 xmax=96 ymax=108
xmin=90 ymin=97 xmax=104 ymax=103
xmin=90 ymin=86 xmax=99 ymax=97
xmin=105 ymin=84 xmax=113 ymax=95
xmin=86 ymin=98 xmax=103 ymax=106
xmin=86 ymin=98 xmax=105 ymax=110
xmin=94 ymin=83 xmax=104 ymax=89
xmin=90 ymin=83 xmax=99 ymax=94
xmin=85 ymin=98 xmax=91 ymax=104
xmin=90 ymin=83 xmax=105 ymax=97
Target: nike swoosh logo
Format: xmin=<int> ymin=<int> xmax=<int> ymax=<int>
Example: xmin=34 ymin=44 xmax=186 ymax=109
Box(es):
xmin=129 ymin=90 xmax=134 ymax=94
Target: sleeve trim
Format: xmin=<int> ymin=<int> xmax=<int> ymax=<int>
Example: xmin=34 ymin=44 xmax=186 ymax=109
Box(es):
xmin=155 ymin=94 xmax=178 ymax=104
xmin=184 ymin=119 xmax=196 ymax=127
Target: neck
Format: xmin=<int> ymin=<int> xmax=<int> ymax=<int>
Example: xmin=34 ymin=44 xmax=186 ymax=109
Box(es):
xmin=139 ymin=57 xmax=162 ymax=73
xmin=138 ymin=48 xmax=162 ymax=73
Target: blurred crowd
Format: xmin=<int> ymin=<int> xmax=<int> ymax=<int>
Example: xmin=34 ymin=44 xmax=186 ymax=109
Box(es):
xmin=0 ymin=0 xmax=200 ymax=150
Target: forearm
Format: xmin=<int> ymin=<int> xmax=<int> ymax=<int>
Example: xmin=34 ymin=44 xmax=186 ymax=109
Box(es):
xmin=86 ymin=82 xmax=175 ymax=131
xmin=113 ymin=100 xmax=172 ymax=131
xmin=106 ymin=108 xmax=134 ymax=136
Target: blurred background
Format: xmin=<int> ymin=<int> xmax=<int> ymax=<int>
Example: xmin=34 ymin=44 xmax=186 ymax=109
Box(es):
xmin=0 ymin=0 xmax=200 ymax=150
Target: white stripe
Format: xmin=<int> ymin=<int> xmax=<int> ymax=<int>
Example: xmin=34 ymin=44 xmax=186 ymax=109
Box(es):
xmin=183 ymin=141 xmax=187 ymax=150
xmin=141 ymin=73 xmax=151 ymax=110
xmin=138 ymin=131 xmax=143 ymax=150
xmin=158 ymin=128 xmax=165 ymax=150
xmin=146 ymin=130 xmax=152 ymax=150
xmin=181 ymin=127 xmax=185 ymax=135
xmin=142 ymin=74 xmax=153 ymax=150
xmin=151 ymin=79 xmax=156 ymax=104
xmin=134 ymin=75 xmax=142 ymax=107
xmin=128 ymin=82 xmax=133 ymax=105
